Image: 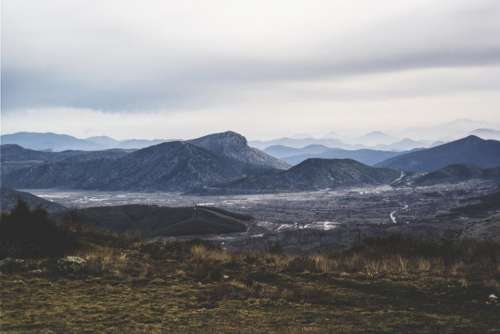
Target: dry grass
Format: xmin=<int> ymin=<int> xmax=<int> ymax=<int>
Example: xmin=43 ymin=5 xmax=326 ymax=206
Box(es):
xmin=1 ymin=236 xmax=500 ymax=333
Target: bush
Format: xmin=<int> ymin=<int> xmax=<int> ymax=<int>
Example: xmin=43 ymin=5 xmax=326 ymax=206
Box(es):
xmin=0 ymin=200 xmax=78 ymax=258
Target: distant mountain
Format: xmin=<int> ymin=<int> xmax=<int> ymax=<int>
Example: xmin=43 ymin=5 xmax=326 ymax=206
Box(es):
xmin=197 ymin=159 xmax=400 ymax=194
xmin=264 ymin=144 xmax=330 ymax=159
xmin=3 ymin=132 xmax=284 ymax=191
xmin=249 ymin=137 xmax=352 ymax=150
xmin=189 ymin=131 xmax=289 ymax=170
xmin=1 ymin=132 xmax=104 ymax=151
xmin=264 ymin=144 xmax=402 ymax=166
xmin=1 ymin=132 xmax=172 ymax=151
xmin=85 ymin=136 xmax=120 ymax=148
xmin=374 ymin=138 xmax=432 ymax=151
xmin=63 ymin=205 xmax=249 ymax=237
xmin=355 ymin=131 xmax=397 ymax=146
xmin=470 ymin=128 xmax=500 ymax=141
xmin=408 ymin=164 xmax=500 ymax=186
xmin=116 ymin=139 xmax=170 ymax=149
xmin=377 ymin=136 xmax=500 ymax=172
xmin=398 ymin=119 xmax=494 ymax=142
xmin=0 ymin=188 xmax=66 ymax=213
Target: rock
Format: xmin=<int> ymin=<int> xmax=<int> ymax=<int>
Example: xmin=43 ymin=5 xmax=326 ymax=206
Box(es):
xmin=0 ymin=257 xmax=25 ymax=273
xmin=57 ymin=256 xmax=87 ymax=275
xmin=487 ymin=294 xmax=499 ymax=304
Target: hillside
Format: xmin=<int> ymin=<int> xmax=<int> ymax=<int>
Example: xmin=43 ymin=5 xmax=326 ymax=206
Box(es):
xmin=0 ymin=188 xmax=66 ymax=213
xmin=64 ymin=205 xmax=249 ymax=237
xmin=0 ymin=144 xmax=130 ymax=175
xmin=377 ymin=136 xmax=500 ymax=172
xmin=199 ymin=158 xmax=400 ymax=194
xmin=410 ymin=164 xmax=500 ymax=186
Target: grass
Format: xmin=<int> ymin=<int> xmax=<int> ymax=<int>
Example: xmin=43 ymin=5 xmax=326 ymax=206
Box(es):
xmin=1 ymin=237 xmax=500 ymax=333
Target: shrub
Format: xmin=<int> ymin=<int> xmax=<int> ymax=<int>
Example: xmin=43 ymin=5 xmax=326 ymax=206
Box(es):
xmin=0 ymin=200 xmax=77 ymax=258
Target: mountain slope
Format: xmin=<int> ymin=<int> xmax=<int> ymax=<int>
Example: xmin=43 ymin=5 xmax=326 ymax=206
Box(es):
xmin=189 ymin=131 xmax=289 ymax=169
xmin=0 ymin=188 xmax=66 ymax=213
xmin=0 ymin=144 xmax=130 ymax=175
xmin=3 ymin=141 xmax=250 ymax=191
xmin=198 ymin=158 xmax=400 ymax=194
xmin=376 ymin=136 xmax=500 ymax=172
xmin=409 ymin=165 xmax=500 ymax=186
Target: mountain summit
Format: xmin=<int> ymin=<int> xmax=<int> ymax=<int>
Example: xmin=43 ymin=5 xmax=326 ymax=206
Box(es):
xmin=189 ymin=131 xmax=289 ymax=169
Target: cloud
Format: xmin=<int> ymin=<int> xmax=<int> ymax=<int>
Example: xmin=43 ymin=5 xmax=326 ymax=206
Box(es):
xmin=2 ymin=0 xmax=500 ymax=113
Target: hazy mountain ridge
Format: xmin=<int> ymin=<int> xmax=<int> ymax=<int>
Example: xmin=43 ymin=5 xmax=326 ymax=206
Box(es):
xmin=1 ymin=132 xmax=171 ymax=151
xmin=265 ymin=144 xmax=403 ymax=166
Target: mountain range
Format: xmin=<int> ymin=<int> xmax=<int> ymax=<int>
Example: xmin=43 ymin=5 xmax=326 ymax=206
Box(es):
xmin=0 ymin=132 xmax=171 ymax=151
xmin=2 ymin=132 xmax=287 ymax=191
xmin=196 ymin=159 xmax=400 ymax=195
xmin=264 ymin=144 xmax=403 ymax=166
xmin=376 ymin=135 xmax=500 ymax=172
xmin=3 ymin=131 xmax=500 ymax=193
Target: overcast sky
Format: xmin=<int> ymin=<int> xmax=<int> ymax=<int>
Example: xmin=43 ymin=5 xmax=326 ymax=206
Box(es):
xmin=2 ymin=0 xmax=500 ymax=139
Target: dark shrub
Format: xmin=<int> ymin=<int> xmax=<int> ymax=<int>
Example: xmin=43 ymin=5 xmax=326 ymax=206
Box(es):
xmin=0 ymin=200 xmax=77 ymax=258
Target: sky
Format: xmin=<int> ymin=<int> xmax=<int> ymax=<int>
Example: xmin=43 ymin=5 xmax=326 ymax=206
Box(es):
xmin=2 ymin=0 xmax=500 ymax=140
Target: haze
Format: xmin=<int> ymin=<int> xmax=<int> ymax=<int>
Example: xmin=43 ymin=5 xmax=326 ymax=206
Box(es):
xmin=2 ymin=0 xmax=500 ymax=140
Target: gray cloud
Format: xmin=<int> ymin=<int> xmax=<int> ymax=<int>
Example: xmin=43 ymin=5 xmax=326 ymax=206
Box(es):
xmin=2 ymin=0 xmax=500 ymax=113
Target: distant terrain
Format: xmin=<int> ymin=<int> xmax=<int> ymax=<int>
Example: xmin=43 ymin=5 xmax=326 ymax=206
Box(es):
xmin=0 ymin=132 xmax=171 ymax=151
xmin=264 ymin=144 xmax=403 ymax=166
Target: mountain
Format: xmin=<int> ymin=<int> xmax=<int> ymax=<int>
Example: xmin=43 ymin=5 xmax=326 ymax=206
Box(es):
xmin=0 ymin=188 xmax=66 ymax=213
xmin=355 ymin=131 xmax=397 ymax=146
xmin=470 ymin=128 xmax=500 ymax=141
xmin=1 ymin=132 xmax=172 ymax=151
xmin=1 ymin=132 xmax=104 ymax=151
xmin=189 ymin=131 xmax=289 ymax=170
xmin=398 ymin=119 xmax=494 ymax=142
xmin=249 ymin=137 xmax=352 ymax=150
xmin=197 ymin=159 xmax=400 ymax=194
xmin=264 ymin=144 xmax=330 ymax=159
xmin=116 ymin=139 xmax=170 ymax=149
xmin=85 ymin=136 xmax=120 ymax=148
xmin=3 ymin=132 xmax=284 ymax=191
xmin=409 ymin=165 xmax=500 ymax=186
xmin=278 ymin=147 xmax=403 ymax=166
xmin=374 ymin=138 xmax=431 ymax=151
xmin=376 ymin=136 xmax=500 ymax=172
xmin=63 ymin=205 xmax=249 ymax=237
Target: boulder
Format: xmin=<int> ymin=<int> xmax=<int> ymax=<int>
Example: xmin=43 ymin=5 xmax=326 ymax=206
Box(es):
xmin=57 ymin=256 xmax=87 ymax=275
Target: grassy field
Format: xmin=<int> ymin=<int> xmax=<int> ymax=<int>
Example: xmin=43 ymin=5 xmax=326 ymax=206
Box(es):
xmin=1 ymin=204 xmax=499 ymax=333
xmin=1 ymin=239 xmax=500 ymax=334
